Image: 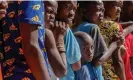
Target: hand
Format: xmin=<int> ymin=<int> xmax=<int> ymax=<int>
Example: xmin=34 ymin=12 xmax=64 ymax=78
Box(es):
xmin=52 ymin=21 xmax=68 ymax=38
xmin=0 ymin=1 xmax=8 ymax=20
xmin=115 ymin=35 xmax=125 ymax=48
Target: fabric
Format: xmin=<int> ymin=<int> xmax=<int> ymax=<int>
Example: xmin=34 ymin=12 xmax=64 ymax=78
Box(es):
xmin=74 ymin=65 xmax=91 ymax=80
xmin=99 ymin=19 xmax=120 ymax=47
xmin=98 ymin=19 xmax=122 ymax=80
xmin=0 ymin=1 xmax=49 ymax=80
xmin=86 ymin=63 xmax=103 ymax=80
xmin=59 ymin=27 xmax=81 ymax=80
xmin=72 ymin=22 xmax=106 ymax=80
xmin=122 ymin=34 xmax=133 ymax=80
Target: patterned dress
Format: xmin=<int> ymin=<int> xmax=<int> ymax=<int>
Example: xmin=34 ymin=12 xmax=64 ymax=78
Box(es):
xmin=0 ymin=1 xmax=49 ymax=80
xmin=98 ymin=19 xmax=121 ymax=80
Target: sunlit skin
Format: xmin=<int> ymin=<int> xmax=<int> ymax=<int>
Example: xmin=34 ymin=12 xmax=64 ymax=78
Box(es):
xmin=45 ymin=1 xmax=67 ymax=77
xmin=80 ymin=1 xmax=104 ymax=24
xmin=56 ymin=1 xmax=77 ymax=25
xmin=45 ymin=1 xmax=58 ymax=29
xmin=74 ymin=31 xmax=94 ymax=63
xmin=56 ymin=1 xmax=81 ymax=71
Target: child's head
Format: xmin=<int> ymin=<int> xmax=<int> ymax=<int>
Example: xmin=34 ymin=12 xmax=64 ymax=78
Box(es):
xmin=74 ymin=31 xmax=94 ymax=63
xmin=56 ymin=1 xmax=77 ymax=25
xmin=121 ymin=1 xmax=133 ymax=21
xmin=45 ymin=1 xmax=58 ymax=28
xmin=104 ymin=0 xmax=123 ymax=21
xmin=79 ymin=1 xmax=104 ymax=24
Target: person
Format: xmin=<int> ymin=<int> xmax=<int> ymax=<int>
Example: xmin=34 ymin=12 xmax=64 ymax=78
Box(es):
xmin=99 ymin=1 xmax=126 ymax=80
xmin=74 ymin=31 xmax=94 ymax=80
xmin=0 ymin=1 xmax=50 ymax=80
xmin=73 ymin=1 xmax=125 ymax=80
xmin=44 ymin=1 xmax=67 ymax=78
xmin=120 ymin=1 xmax=133 ymax=79
xmin=72 ymin=1 xmax=107 ymax=80
xmin=56 ymin=1 xmax=81 ymax=80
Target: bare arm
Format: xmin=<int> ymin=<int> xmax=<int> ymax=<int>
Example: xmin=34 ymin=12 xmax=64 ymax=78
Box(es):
xmin=93 ymin=42 xmax=118 ymax=66
xmin=45 ymin=28 xmax=67 ymax=78
xmin=93 ymin=36 xmax=124 ymax=67
xmin=123 ymin=24 xmax=133 ymax=36
xmin=112 ymin=48 xmax=126 ymax=80
xmin=19 ymin=23 xmax=50 ymax=80
xmin=120 ymin=21 xmax=133 ymax=36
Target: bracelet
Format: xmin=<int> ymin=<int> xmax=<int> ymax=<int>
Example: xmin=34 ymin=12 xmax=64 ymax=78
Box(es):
xmin=56 ymin=42 xmax=66 ymax=52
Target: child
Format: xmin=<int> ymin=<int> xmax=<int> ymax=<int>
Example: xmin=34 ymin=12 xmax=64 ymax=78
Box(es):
xmin=44 ymin=1 xmax=67 ymax=78
xmin=72 ymin=1 xmax=107 ymax=80
xmin=74 ymin=31 xmax=94 ymax=80
xmin=74 ymin=32 xmax=124 ymax=80
xmin=56 ymin=1 xmax=81 ymax=80
xmin=73 ymin=1 xmax=125 ymax=80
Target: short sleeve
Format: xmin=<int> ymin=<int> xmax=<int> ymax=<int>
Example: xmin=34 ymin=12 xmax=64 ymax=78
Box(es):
xmin=75 ymin=65 xmax=91 ymax=80
xmin=64 ymin=27 xmax=81 ymax=64
xmin=18 ymin=1 xmax=44 ymax=26
xmin=90 ymin=25 xmax=107 ymax=58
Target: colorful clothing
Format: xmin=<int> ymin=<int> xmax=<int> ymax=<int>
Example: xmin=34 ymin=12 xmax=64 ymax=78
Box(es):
xmin=59 ymin=27 xmax=81 ymax=80
xmin=98 ymin=19 xmax=121 ymax=79
xmin=73 ymin=22 xmax=107 ymax=80
xmin=0 ymin=1 xmax=49 ymax=80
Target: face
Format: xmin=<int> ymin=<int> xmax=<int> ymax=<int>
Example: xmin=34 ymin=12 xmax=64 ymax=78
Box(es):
xmin=105 ymin=1 xmax=123 ymax=20
xmin=45 ymin=1 xmax=58 ymax=29
xmin=83 ymin=2 xmax=104 ymax=24
xmin=81 ymin=39 xmax=94 ymax=62
xmin=57 ymin=1 xmax=77 ymax=24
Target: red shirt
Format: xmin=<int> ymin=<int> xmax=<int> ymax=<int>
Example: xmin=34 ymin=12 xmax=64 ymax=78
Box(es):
xmin=122 ymin=34 xmax=133 ymax=80
xmin=118 ymin=24 xmax=133 ymax=79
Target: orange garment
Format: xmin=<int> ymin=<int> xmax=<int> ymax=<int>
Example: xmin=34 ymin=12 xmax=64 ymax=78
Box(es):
xmin=0 ymin=64 xmax=3 ymax=80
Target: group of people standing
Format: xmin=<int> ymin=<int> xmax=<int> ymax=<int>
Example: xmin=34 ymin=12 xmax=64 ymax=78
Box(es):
xmin=0 ymin=0 xmax=133 ymax=80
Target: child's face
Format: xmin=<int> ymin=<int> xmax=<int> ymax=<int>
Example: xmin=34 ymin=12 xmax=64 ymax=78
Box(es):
xmin=83 ymin=2 xmax=104 ymax=24
xmin=57 ymin=1 xmax=77 ymax=24
xmin=81 ymin=39 xmax=94 ymax=62
xmin=45 ymin=1 xmax=58 ymax=28
xmin=105 ymin=1 xmax=123 ymax=20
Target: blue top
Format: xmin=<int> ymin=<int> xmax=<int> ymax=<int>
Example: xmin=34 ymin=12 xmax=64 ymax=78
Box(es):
xmin=0 ymin=1 xmax=49 ymax=80
xmin=74 ymin=65 xmax=91 ymax=80
xmin=59 ymin=27 xmax=81 ymax=80
xmin=73 ymin=22 xmax=106 ymax=80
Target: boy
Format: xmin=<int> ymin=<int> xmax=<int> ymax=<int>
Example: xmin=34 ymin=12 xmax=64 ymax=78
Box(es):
xmin=74 ymin=31 xmax=94 ymax=80
xmin=74 ymin=31 xmax=124 ymax=80
xmin=56 ymin=1 xmax=81 ymax=80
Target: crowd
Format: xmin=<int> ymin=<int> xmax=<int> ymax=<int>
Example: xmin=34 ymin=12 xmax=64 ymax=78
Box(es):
xmin=0 ymin=0 xmax=133 ymax=80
